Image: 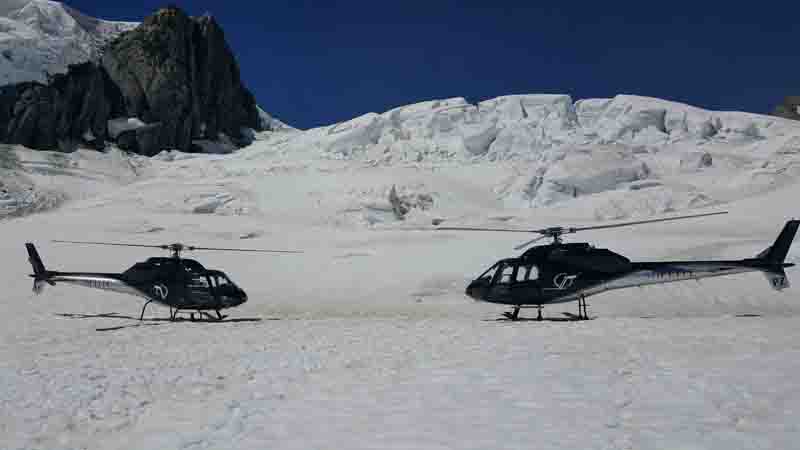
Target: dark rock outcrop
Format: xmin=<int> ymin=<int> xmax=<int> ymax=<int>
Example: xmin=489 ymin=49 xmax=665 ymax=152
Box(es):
xmin=773 ymin=96 xmax=800 ymax=121
xmin=0 ymin=62 xmax=122 ymax=151
xmin=0 ymin=6 xmax=263 ymax=155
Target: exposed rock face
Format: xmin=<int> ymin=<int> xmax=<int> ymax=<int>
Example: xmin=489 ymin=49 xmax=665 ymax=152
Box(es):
xmin=773 ymin=96 xmax=800 ymax=121
xmin=0 ymin=62 xmax=123 ymax=151
xmin=0 ymin=5 xmax=263 ymax=155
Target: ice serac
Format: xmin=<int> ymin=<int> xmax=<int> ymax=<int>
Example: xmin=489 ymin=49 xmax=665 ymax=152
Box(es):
xmin=261 ymin=93 xmax=800 ymax=216
xmin=0 ymin=4 xmax=270 ymax=156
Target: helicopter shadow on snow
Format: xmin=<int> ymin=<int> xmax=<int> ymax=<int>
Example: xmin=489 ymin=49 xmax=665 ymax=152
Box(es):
xmin=55 ymin=312 xmax=271 ymax=332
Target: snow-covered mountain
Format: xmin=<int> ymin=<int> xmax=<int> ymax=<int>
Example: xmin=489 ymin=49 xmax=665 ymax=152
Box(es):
xmin=0 ymin=0 xmax=137 ymax=86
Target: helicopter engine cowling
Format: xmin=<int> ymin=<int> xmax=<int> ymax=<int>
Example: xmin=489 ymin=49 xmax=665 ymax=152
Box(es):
xmin=542 ymin=243 xmax=632 ymax=273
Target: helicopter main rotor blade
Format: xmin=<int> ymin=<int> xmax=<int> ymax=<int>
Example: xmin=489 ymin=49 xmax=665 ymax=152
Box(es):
xmin=435 ymin=227 xmax=539 ymax=233
xmin=187 ymin=246 xmax=303 ymax=254
xmin=52 ymin=240 xmax=167 ymax=249
xmin=567 ymin=211 xmax=728 ymax=233
xmin=52 ymin=240 xmax=302 ymax=254
xmin=513 ymin=235 xmax=549 ymax=251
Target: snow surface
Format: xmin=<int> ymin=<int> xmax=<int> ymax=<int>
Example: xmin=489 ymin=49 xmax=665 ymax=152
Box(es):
xmin=2 ymin=94 xmax=800 ymax=449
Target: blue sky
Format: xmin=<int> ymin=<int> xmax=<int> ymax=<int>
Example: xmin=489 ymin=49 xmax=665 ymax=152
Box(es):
xmin=65 ymin=0 xmax=796 ymax=129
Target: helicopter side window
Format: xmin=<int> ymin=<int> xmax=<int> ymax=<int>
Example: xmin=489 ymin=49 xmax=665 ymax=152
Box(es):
xmin=498 ymin=265 xmax=515 ymax=284
xmin=515 ymin=266 xmax=528 ymax=282
xmin=528 ymin=265 xmax=539 ymax=281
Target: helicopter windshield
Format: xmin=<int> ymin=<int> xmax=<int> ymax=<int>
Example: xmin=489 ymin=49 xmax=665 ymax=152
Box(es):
xmin=207 ymin=271 xmax=238 ymax=294
xmin=477 ymin=263 xmax=500 ymax=281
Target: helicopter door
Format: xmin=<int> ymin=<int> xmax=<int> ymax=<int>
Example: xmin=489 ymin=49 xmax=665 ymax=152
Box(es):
xmin=510 ymin=264 xmax=541 ymax=300
xmin=488 ymin=262 xmax=517 ymax=301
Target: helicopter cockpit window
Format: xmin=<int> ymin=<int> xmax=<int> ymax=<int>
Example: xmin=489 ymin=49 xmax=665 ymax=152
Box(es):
xmin=208 ymin=272 xmax=237 ymax=294
xmin=187 ymin=274 xmax=211 ymax=288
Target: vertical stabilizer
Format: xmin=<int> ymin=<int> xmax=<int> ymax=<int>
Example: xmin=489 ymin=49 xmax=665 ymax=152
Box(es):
xmin=25 ymin=243 xmax=53 ymax=294
xmin=756 ymin=220 xmax=799 ymax=263
xmin=26 ymin=243 xmax=46 ymax=275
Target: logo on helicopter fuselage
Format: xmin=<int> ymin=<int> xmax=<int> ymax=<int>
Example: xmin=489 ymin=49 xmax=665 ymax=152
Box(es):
xmin=153 ymin=283 xmax=169 ymax=300
xmin=550 ymin=273 xmax=580 ymax=290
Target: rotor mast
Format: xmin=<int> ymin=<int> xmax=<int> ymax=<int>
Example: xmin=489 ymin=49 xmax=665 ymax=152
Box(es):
xmin=163 ymin=243 xmax=188 ymax=259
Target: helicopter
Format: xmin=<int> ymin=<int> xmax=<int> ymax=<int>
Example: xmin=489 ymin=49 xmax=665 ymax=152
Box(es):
xmin=437 ymin=211 xmax=799 ymax=321
xmin=25 ymin=240 xmax=302 ymax=321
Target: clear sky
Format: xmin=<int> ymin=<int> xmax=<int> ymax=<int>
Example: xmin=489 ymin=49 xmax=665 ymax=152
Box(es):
xmin=64 ymin=0 xmax=796 ymax=130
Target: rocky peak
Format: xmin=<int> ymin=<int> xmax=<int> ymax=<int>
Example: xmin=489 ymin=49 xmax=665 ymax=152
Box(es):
xmin=1 ymin=4 xmax=264 ymax=156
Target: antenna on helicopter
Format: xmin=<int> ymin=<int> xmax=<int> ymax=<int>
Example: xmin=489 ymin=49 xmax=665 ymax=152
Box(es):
xmin=436 ymin=211 xmax=728 ymax=250
xmin=52 ymin=241 xmax=303 ymax=258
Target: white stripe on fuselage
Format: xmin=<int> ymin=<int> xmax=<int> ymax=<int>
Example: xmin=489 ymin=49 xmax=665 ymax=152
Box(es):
xmin=49 ymin=275 xmax=149 ymax=300
xmin=551 ymin=263 xmax=756 ymax=303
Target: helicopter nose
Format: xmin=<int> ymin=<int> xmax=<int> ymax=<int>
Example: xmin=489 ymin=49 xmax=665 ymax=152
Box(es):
xmin=465 ymin=282 xmax=480 ymax=301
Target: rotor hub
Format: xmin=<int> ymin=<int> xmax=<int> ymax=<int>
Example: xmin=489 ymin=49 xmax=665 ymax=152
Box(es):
xmin=161 ymin=243 xmax=195 ymax=258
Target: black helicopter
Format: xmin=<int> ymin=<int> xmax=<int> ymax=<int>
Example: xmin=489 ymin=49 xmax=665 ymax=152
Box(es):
xmin=25 ymin=241 xmax=302 ymax=321
xmin=438 ymin=212 xmax=799 ymax=321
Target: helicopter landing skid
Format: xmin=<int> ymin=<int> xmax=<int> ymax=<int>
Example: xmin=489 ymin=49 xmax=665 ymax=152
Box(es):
xmin=502 ymin=298 xmax=593 ymax=322
xmin=502 ymin=305 xmax=544 ymax=321
xmin=168 ymin=309 xmax=228 ymax=322
xmin=502 ymin=307 xmax=522 ymax=321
